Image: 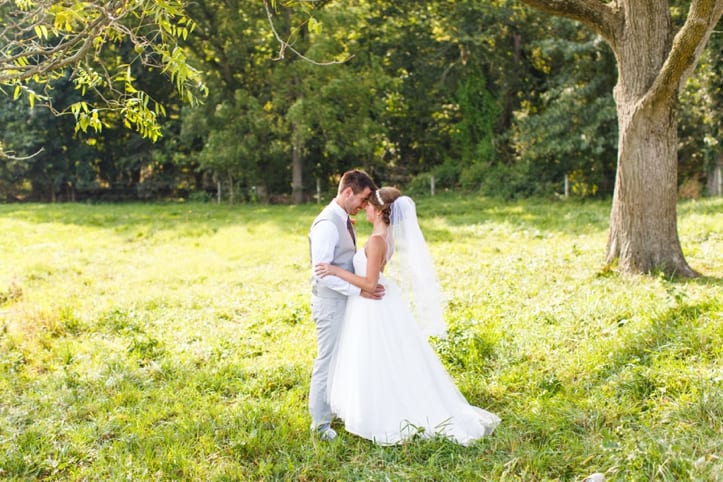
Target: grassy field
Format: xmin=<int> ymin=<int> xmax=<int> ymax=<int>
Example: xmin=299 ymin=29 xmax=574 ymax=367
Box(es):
xmin=0 ymin=194 xmax=721 ymax=481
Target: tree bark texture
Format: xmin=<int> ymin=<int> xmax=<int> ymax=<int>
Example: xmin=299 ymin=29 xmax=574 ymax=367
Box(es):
xmin=517 ymin=0 xmax=723 ymax=276
xmin=607 ymin=96 xmax=693 ymax=274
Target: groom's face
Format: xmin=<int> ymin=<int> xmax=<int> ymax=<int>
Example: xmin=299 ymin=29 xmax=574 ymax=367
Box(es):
xmin=345 ymin=187 xmax=372 ymax=215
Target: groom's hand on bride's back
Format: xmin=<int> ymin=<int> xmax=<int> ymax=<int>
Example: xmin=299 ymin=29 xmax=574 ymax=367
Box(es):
xmin=361 ymin=284 xmax=385 ymax=300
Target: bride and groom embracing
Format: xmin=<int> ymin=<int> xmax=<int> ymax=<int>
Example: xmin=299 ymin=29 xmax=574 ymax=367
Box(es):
xmin=308 ymin=169 xmax=500 ymax=445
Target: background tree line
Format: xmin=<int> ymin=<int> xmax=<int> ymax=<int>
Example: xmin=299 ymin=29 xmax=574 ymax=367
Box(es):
xmin=1 ymin=0 xmax=720 ymax=203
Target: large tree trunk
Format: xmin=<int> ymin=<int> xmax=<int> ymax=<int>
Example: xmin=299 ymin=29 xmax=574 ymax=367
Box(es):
xmin=605 ymin=2 xmax=697 ymax=276
xmin=606 ymin=97 xmax=696 ymax=276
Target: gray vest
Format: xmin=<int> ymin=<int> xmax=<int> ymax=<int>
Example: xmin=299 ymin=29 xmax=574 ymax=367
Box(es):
xmin=309 ymin=204 xmax=356 ymax=298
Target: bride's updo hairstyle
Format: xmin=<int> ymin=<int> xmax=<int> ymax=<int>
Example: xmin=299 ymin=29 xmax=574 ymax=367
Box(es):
xmin=369 ymin=187 xmax=402 ymax=225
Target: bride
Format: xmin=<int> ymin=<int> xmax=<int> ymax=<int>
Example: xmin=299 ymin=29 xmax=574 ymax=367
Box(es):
xmin=314 ymin=187 xmax=500 ymax=445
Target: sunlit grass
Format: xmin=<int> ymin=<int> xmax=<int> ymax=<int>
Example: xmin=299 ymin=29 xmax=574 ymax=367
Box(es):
xmin=0 ymin=195 xmax=721 ymax=480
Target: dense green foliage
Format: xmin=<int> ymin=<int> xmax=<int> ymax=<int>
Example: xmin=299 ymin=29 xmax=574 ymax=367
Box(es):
xmin=0 ymin=1 xmax=720 ymax=201
xmin=0 ymin=195 xmax=721 ymax=480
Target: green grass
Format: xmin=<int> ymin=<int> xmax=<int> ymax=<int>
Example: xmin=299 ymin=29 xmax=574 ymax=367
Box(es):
xmin=1 ymin=194 xmax=721 ymax=481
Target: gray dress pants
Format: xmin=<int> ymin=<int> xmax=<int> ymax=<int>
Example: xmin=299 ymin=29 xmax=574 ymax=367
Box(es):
xmin=309 ymin=294 xmax=347 ymax=430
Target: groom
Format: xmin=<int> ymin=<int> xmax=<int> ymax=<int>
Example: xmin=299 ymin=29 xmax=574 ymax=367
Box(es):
xmin=308 ymin=169 xmax=385 ymax=441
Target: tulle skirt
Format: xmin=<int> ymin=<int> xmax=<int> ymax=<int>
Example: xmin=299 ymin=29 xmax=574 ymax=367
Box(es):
xmin=327 ymin=277 xmax=500 ymax=445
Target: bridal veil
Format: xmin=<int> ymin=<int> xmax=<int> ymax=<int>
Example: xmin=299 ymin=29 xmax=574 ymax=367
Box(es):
xmin=387 ymin=196 xmax=447 ymax=338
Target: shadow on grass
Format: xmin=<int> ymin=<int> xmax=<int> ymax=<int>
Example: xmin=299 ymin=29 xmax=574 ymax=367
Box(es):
xmin=485 ymin=299 xmax=722 ymax=479
xmin=586 ymin=300 xmax=720 ymax=391
xmin=415 ymin=193 xmax=611 ymax=235
xmin=0 ymin=195 xmax=608 ymax=235
xmin=3 ymin=194 xmax=721 ymax=240
xmin=669 ymin=274 xmax=723 ymax=286
xmin=0 ymin=201 xmax=320 ymax=237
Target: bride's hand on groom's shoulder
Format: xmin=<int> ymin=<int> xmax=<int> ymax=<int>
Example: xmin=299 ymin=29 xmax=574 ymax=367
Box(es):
xmin=361 ymin=284 xmax=385 ymax=300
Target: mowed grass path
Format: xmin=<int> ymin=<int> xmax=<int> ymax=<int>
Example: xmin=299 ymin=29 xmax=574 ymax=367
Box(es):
xmin=0 ymin=195 xmax=721 ymax=481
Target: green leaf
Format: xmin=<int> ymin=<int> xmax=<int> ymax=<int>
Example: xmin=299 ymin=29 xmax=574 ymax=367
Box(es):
xmin=308 ymin=17 xmax=322 ymax=34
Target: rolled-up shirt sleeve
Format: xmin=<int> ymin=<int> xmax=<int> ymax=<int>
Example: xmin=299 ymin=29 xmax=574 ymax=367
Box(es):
xmin=310 ymin=220 xmax=361 ymax=297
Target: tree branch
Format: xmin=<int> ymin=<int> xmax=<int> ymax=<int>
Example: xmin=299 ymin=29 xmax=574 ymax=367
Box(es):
xmin=263 ymin=0 xmax=352 ymax=66
xmin=0 ymin=0 xmax=205 ymax=140
xmin=0 ymin=4 xmax=116 ymax=83
xmin=647 ymin=0 xmax=723 ymax=105
xmin=516 ymin=0 xmax=621 ymax=45
xmin=0 ymin=147 xmax=44 ymax=161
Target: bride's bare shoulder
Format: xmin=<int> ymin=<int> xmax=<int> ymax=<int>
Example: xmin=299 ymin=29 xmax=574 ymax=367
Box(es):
xmin=365 ymin=234 xmax=387 ymax=255
xmin=367 ymin=233 xmax=388 ymax=247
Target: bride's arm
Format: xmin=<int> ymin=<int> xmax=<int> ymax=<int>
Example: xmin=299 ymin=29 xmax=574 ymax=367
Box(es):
xmin=315 ymin=236 xmax=385 ymax=293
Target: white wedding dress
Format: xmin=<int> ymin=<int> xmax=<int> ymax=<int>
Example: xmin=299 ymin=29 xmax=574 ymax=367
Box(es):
xmin=327 ymin=249 xmax=500 ymax=445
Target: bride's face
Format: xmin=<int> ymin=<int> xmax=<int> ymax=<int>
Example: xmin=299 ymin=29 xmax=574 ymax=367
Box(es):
xmin=364 ymin=203 xmax=380 ymax=223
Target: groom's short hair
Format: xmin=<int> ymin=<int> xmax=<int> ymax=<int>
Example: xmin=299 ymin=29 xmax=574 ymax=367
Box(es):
xmin=338 ymin=169 xmax=378 ymax=195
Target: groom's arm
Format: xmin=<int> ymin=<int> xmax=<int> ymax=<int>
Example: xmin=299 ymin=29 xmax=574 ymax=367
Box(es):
xmin=309 ymin=221 xmax=361 ymax=297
